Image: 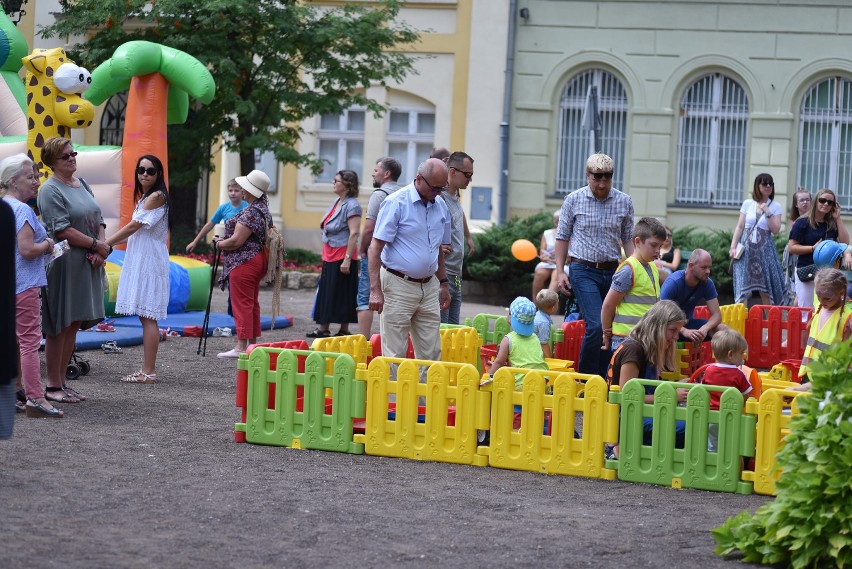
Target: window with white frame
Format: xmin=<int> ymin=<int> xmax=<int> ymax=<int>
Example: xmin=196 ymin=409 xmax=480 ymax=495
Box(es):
xmin=798 ymin=76 xmax=852 ymax=208
xmin=555 ymin=69 xmax=628 ymax=195
xmin=386 ymin=109 xmax=435 ymax=185
xmin=316 ymin=108 xmax=365 ymax=182
xmin=675 ymin=73 xmax=749 ymax=207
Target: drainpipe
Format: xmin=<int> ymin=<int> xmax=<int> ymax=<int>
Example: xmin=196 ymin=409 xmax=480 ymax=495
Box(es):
xmin=498 ymin=0 xmax=518 ymax=225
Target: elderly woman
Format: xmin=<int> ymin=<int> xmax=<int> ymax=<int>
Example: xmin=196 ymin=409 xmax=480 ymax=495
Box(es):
xmin=214 ymin=170 xmax=272 ymax=358
xmin=106 ymin=155 xmax=172 ymax=383
xmin=1 ymin=154 xmax=61 ymax=417
xmin=38 ymin=137 xmax=110 ymax=403
xmin=307 ymin=170 xmax=362 ymax=338
xmin=729 ymin=173 xmax=791 ymax=307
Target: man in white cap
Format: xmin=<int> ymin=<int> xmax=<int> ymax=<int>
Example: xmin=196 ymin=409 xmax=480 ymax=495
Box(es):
xmin=368 ymin=158 xmax=451 ymax=361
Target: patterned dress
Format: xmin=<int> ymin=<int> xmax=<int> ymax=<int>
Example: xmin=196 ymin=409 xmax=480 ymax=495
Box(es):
xmin=115 ymin=193 xmax=170 ymax=320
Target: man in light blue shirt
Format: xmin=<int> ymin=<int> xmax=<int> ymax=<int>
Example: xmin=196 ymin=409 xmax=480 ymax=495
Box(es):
xmin=368 ymin=158 xmax=452 ymax=360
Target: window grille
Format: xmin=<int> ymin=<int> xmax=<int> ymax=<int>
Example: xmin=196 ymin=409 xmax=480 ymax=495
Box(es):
xmin=316 ymin=108 xmax=365 ymax=182
xmin=555 ymin=69 xmax=627 ymax=195
xmin=798 ymin=76 xmax=852 ymax=208
xmin=675 ymin=73 xmax=749 ymax=207
xmin=99 ymin=92 xmax=127 ymax=147
xmin=386 ymin=108 xmax=435 ymax=184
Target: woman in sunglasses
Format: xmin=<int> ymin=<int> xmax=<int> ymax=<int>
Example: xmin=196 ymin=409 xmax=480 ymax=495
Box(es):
xmin=787 ymin=188 xmax=851 ymax=310
xmin=38 ymin=137 xmax=111 ymax=403
xmin=729 ymin=173 xmax=791 ymax=307
xmin=106 ymin=155 xmax=173 ymax=383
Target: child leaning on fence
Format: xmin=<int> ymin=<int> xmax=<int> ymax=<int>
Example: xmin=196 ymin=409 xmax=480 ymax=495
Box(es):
xmin=798 ymin=268 xmax=852 ymax=381
xmin=534 ymin=289 xmax=559 ymax=358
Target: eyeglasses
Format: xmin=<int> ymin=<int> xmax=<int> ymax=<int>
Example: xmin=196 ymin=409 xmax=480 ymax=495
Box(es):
xmin=797 ymin=197 xmax=812 ymax=204
xmin=333 ymin=178 xmax=343 ymax=184
xmin=136 ymin=167 xmax=158 ymax=176
xmin=452 ymin=167 xmax=473 ymax=180
xmin=58 ymin=151 xmax=78 ymax=161
xmin=419 ymin=175 xmax=448 ymax=193
xmin=759 ymin=180 xmax=774 ymax=187
xmin=589 ymin=171 xmax=613 ymax=180
xmin=818 ymin=197 xmax=836 ymax=206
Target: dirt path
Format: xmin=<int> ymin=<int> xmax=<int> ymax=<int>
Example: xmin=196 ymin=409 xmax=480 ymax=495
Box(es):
xmin=0 ymin=286 xmax=768 ymax=567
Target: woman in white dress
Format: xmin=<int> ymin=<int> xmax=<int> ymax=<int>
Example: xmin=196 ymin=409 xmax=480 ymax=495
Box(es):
xmin=107 ymin=155 xmax=171 ymax=383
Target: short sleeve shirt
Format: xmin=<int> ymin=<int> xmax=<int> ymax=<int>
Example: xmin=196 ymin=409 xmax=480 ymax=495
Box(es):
xmin=788 ymin=217 xmax=838 ymax=266
xmin=606 ymin=338 xmax=651 ymax=388
xmin=533 ymin=310 xmax=552 ymax=344
xmin=700 ymin=363 xmax=752 ymax=410
xmin=556 ymin=186 xmax=634 ymax=262
xmin=211 ymin=201 xmax=248 ymax=224
xmin=659 ymin=270 xmax=718 ymax=320
xmin=741 ymin=199 xmax=783 ymax=233
xmin=4 ymin=196 xmax=48 ymax=294
xmin=365 ymin=182 xmax=401 ymax=220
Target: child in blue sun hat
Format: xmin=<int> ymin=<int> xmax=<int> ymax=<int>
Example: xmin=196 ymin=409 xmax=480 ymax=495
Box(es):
xmin=488 ymin=296 xmax=549 ymax=387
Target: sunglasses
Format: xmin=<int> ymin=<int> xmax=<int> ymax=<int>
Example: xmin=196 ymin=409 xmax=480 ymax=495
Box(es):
xmin=136 ymin=167 xmax=159 ymax=176
xmin=452 ymin=167 xmax=473 ymax=180
xmin=759 ymin=180 xmax=774 ymax=187
xmin=818 ymin=197 xmax=836 ymax=206
xmin=58 ymin=151 xmax=78 ymax=161
xmin=589 ymin=171 xmax=613 ymax=180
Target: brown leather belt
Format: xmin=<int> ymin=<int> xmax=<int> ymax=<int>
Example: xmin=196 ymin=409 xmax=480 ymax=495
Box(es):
xmin=382 ymin=264 xmax=433 ymax=284
xmin=573 ymin=258 xmax=619 ymax=270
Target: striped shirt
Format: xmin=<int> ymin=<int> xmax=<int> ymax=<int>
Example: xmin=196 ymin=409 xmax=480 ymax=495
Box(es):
xmin=556 ymin=185 xmax=634 ymax=262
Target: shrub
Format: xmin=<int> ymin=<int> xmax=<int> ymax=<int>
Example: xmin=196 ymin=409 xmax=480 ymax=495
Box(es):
xmin=463 ymin=213 xmax=553 ymax=300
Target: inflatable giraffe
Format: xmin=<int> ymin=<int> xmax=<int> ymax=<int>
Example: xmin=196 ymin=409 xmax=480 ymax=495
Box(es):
xmin=21 ymin=47 xmax=94 ymax=176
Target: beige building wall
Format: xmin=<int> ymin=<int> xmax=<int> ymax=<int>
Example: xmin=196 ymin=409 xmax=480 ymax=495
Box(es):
xmin=509 ymin=0 xmax=852 ymax=233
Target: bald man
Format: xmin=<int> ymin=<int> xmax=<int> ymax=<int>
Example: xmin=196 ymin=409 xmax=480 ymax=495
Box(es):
xmin=660 ymin=248 xmax=727 ymax=342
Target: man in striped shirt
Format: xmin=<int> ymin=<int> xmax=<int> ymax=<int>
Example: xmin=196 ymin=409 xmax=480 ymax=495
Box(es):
xmin=555 ymin=153 xmax=635 ymax=377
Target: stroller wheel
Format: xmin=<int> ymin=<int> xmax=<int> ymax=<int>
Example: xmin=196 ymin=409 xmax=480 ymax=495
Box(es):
xmin=79 ymin=360 xmax=91 ymax=376
xmin=65 ymin=363 xmax=81 ymax=381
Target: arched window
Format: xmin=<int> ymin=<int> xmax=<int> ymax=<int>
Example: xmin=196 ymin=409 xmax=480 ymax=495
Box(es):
xmin=386 ymin=108 xmax=435 ymax=184
xmin=675 ymin=73 xmax=749 ymax=207
xmin=555 ymin=69 xmax=627 ymax=194
xmin=99 ymin=92 xmax=127 ymax=146
xmin=798 ymin=76 xmax=852 ymax=207
xmin=316 ymin=107 xmax=365 ymax=182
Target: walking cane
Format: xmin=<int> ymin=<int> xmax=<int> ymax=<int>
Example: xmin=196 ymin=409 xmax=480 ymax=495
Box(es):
xmin=198 ymin=239 xmax=222 ymax=356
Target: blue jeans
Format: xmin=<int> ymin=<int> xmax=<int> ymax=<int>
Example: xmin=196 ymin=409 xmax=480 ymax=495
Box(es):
xmin=569 ymin=261 xmax=615 ymax=377
xmin=440 ymin=273 xmax=462 ymax=325
xmin=356 ymin=256 xmax=370 ymax=311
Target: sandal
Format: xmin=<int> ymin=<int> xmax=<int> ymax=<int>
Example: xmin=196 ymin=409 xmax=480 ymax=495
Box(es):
xmin=101 ymin=340 xmax=122 ymax=353
xmin=335 ymin=331 xmax=350 ymax=336
xmin=26 ymin=398 xmax=64 ymax=418
xmin=15 ymin=400 xmax=26 ymax=413
xmin=45 ymin=386 xmax=79 ymax=403
xmin=306 ymin=329 xmax=331 ymax=338
xmin=62 ymin=384 xmax=86 ymax=401
xmin=120 ymin=371 xmax=158 ymax=384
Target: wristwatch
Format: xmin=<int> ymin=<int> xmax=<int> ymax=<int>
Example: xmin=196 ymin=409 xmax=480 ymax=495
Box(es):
xmin=438 ymin=278 xmax=449 ymax=284
xmin=344 ymin=253 xmax=351 ymax=260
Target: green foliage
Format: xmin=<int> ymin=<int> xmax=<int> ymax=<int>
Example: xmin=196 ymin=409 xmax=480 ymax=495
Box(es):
xmin=463 ymin=213 xmax=554 ymax=300
xmin=671 ymin=226 xmax=735 ymax=303
xmin=712 ymin=341 xmax=852 ymax=568
xmin=41 ymin=0 xmax=420 ymax=176
xmin=285 ymin=247 xmax=322 ymax=267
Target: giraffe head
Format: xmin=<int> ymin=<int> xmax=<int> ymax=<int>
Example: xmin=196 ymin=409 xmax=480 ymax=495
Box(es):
xmin=22 ymin=48 xmax=95 ymax=175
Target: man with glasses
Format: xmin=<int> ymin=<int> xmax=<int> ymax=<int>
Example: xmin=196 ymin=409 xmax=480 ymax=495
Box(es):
xmin=555 ymin=153 xmax=635 ymax=376
xmin=357 ymin=157 xmax=402 ymax=337
xmin=440 ymin=151 xmax=476 ymax=324
xmin=369 ymin=158 xmax=452 ymax=361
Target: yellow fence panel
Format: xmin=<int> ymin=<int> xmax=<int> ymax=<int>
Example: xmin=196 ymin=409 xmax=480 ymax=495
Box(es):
xmin=440 ymin=326 xmax=483 ymax=369
xmin=311 ymin=334 xmax=373 ymax=367
xmin=720 ymin=303 xmax=747 ymax=336
xmin=354 ymin=357 xmax=490 ymax=466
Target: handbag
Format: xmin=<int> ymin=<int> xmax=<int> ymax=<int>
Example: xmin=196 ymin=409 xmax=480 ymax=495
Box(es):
xmin=732 ymin=242 xmax=745 ymax=260
xmin=796 ymin=264 xmax=817 ymax=283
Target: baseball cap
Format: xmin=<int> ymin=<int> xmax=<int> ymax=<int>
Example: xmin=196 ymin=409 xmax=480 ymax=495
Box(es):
xmin=509 ymin=297 xmax=536 ymax=337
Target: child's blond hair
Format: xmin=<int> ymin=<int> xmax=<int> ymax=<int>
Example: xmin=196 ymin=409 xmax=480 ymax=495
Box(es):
xmin=711 ymin=329 xmax=748 ymax=362
xmin=535 ymin=289 xmax=558 ymax=311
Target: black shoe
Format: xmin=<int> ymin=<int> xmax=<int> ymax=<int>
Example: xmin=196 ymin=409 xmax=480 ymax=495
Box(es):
xmin=16 ymin=389 xmax=26 ymax=404
xmin=25 ymin=399 xmax=64 ymax=418
xmin=306 ymin=329 xmax=331 ymax=338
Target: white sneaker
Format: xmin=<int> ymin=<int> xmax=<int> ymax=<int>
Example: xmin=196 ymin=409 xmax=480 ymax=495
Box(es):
xmin=217 ymin=349 xmax=242 ymax=359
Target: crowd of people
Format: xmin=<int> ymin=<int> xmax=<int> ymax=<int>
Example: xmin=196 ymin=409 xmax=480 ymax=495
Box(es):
xmin=2 ymin=139 xmax=849 ymax=439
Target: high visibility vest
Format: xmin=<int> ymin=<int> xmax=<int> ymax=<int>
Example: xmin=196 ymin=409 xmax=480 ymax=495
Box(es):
xmin=798 ymin=304 xmax=852 ymax=378
xmin=613 ymin=256 xmax=660 ymax=337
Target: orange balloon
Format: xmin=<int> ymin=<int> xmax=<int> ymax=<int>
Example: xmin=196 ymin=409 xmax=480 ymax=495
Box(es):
xmin=511 ymin=239 xmax=538 ymax=262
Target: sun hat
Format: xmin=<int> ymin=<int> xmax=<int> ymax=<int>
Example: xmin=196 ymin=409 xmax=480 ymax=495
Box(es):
xmin=813 ymin=240 xmax=847 ymax=267
xmin=235 ymin=170 xmax=270 ymax=199
xmin=509 ymin=296 xmax=536 ymax=337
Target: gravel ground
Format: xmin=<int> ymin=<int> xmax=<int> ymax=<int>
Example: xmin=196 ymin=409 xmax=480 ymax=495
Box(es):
xmin=0 ymin=284 xmax=769 ymax=568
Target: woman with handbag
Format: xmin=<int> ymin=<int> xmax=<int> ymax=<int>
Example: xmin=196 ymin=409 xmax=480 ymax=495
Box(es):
xmin=787 ymin=188 xmax=851 ymax=310
xmin=728 ymin=174 xmax=791 ymax=307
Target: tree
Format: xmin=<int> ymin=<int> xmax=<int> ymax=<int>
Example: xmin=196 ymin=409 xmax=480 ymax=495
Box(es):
xmin=41 ymin=0 xmax=420 ymax=176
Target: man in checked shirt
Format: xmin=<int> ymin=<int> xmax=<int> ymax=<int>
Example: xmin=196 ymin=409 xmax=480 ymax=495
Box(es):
xmin=554 ymin=153 xmax=635 ymax=377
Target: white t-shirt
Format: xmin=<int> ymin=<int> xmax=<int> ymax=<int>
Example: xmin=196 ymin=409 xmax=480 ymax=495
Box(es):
xmin=741 ymin=198 xmax=782 ymax=238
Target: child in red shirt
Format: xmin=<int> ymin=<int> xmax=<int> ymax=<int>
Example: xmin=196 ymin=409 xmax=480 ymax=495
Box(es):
xmin=699 ymin=329 xmax=753 ymax=450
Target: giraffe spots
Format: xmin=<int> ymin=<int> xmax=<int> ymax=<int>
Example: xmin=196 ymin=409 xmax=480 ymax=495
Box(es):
xmin=58 ymin=126 xmax=67 ymax=137
xmin=76 ymin=119 xmax=85 ymax=126
xmin=86 ymin=120 xmax=92 ymax=126
xmin=56 ymin=95 xmax=66 ymax=103
xmin=34 ymin=133 xmax=44 ymax=147
xmin=29 ymin=76 xmax=38 ymax=86
xmin=26 ymin=93 xmax=32 ymax=105
xmin=42 ymin=86 xmax=51 ymax=97
xmin=34 ymin=103 xmax=44 ymax=115
xmin=28 ymin=118 xmax=35 ymax=129
xmin=43 ymin=116 xmax=54 ymax=127
xmin=69 ymin=104 xmax=79 ymax=114
xmin=46 ymin=67 xmax=54 ymax=77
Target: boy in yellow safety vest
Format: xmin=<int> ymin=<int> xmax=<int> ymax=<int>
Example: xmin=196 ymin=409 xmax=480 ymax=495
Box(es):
xmin=601 ymin=217 xmax=668 ymax=352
